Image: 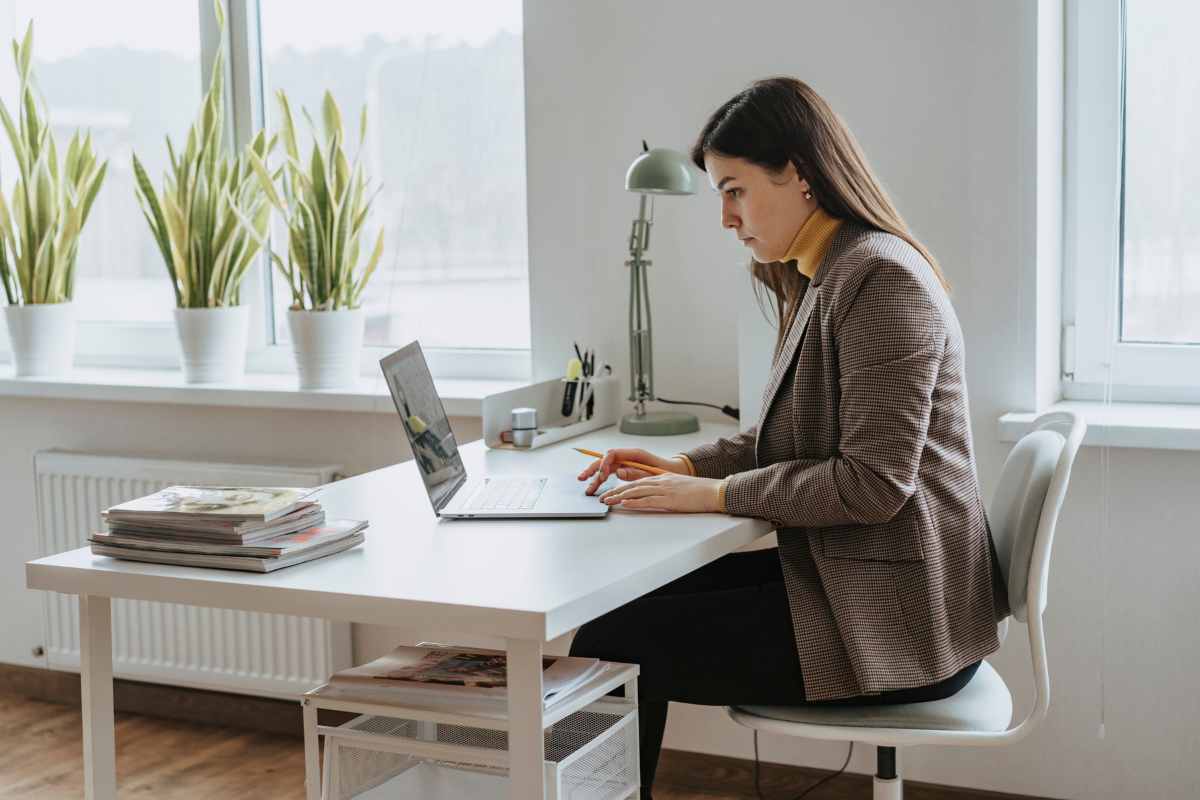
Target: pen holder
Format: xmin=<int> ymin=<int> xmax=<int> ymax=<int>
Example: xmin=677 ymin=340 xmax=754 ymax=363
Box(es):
xmin=562 ymin=375 xmax=599 ymax=423
xmin=484 ymin=375 xmax=620 ymax=450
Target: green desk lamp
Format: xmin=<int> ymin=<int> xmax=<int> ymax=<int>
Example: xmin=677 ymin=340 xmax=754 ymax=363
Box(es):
xmin=620 ymin=142 xmax=700 ymax=435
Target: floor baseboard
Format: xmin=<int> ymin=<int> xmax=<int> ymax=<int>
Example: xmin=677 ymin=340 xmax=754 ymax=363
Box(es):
xmin=0 ymin=663 xmax=1051 ymax=799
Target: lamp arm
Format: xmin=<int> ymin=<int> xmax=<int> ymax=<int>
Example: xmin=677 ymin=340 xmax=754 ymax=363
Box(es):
xmin=626 ymin=194 xmax=656 ymax=413
xmin=642 ymin=253 xmax=654 ymax=400
xmin=628 ymin=253 xmax=639 ymax=406
xmin=643 ymin=195 xmax=654 ymax=252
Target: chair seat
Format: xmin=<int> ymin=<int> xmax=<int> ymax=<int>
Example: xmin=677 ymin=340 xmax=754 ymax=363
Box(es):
xmin=731 ymin=661 xmax=1012 ymax=738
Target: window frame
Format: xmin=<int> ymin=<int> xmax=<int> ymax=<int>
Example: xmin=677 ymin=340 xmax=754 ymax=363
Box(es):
xmin=2 ymin=0 xmax=532 ymax=384
xmin=1064 ymin=0 xmax=1200 ymax=403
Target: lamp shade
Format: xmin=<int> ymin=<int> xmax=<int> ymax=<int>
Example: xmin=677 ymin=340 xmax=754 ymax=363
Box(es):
xmin=624 ymin=147 xmax=696 ymax=195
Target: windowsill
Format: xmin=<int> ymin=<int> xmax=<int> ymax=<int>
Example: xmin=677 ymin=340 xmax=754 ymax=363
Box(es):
xmin=999 ymin=400 xmax=1200 ymax=451
xmin=0 ymin=365 xmax=524 ymax=417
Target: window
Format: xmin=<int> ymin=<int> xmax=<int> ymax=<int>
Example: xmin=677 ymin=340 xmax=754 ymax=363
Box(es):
xmin=1066 ymin=0 xmax=1200 ymax=401
xmin=1120 ymin=1 xmax=1200 ymax=346
xmin=0 ymin=1 xmax=531 ymax=380
xmin=257 ymin=0 xmax=529 ymax=357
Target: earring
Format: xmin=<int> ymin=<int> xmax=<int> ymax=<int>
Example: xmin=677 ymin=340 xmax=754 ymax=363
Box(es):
xmin=803 ymin=189 xmax=813 ymax=201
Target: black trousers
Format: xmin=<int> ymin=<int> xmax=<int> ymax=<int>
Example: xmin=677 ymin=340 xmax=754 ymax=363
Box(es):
xmin=569 ymin=547 xmax=980 ymax=798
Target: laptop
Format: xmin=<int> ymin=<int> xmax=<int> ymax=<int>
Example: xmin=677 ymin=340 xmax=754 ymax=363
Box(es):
xmin=380 ymin=341 xmax=613 ymax=519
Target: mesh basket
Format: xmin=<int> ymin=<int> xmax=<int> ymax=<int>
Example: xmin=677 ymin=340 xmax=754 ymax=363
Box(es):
xmin=327 ymin=703 xmax=638 ymax=800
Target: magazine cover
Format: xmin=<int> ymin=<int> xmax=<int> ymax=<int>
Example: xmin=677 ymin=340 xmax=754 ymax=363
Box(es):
xmin=369 ymin=650 xmax=556 ymax=688
xmin=106 ymin=486 xmax=317 ymax=520
xmin=330 ymin=645 xmax=604 ymax=705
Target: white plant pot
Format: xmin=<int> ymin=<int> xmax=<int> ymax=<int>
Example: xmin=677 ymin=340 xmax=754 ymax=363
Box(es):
xmin=287 ymin=308 xmax=365 ymax=389
xmin=4 ymin=302 xmax=77 ymax=377
xmin=173 ymin=306 xmax=249 ymax=384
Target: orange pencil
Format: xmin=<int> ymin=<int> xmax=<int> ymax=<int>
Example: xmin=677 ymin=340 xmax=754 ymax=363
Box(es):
xmin=573 ymin=447 xmax=669 ymax=476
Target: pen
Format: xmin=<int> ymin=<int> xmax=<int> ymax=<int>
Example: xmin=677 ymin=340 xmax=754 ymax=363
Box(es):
xmin=584 ymin=350 xmax=595 ymax=419
xmin=575 ymin=350 xmax=590 ymax=422
xmin=573 ymin=447 xmax=669 ymax=476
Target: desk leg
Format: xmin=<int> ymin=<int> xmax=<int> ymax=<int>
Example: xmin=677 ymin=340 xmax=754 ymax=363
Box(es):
xmin=506 ymin=638 xmax=545 ymax=800
xmin=302 ymin=699 xmax=320 ymax=800
xmin=79 ymin=594 xmax=117 ymax=800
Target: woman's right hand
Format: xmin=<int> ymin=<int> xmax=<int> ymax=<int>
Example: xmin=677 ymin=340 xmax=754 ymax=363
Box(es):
xmin=578 ymin=448 xmax=690 ymax=495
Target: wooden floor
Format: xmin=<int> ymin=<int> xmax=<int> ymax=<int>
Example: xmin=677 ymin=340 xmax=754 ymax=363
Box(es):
xmin=0 ymin=690 xmax=832 ymax=799
xmin=0 ymin=690 xmax=1031 ymax=799
xmin=0 ymin=691 xmax=721 ymax=799
xmin=0 ymin=692 xmax=304 ymax=799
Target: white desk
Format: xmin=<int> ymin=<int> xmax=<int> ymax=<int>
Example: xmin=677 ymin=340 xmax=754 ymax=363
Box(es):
xmin=26 ymin=422 xmax=771 ymax=800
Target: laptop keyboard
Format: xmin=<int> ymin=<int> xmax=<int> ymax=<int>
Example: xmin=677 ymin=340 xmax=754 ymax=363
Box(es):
xmin=464 ymin=477 xmax=548 ymax=511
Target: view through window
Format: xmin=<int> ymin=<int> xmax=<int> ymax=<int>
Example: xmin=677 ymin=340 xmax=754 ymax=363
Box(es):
xmin=257 ymin=0 xmax=531 ymax=351
xmin=1121 ymin=0 xmax=1200 ymax=344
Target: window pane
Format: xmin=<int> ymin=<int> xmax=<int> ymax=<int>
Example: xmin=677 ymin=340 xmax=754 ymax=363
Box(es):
xmin=0 ymin=1 xmax=200 ymax=322
xmin=1122 ymin=0 xmax=1200 ymax=344
xmin=258 ymin=0 xmax=530 ymax=350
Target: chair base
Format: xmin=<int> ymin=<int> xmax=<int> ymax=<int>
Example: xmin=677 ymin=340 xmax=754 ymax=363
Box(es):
xmin=874 ymin=745 xmax=902 ymax=799
xmin=874 ymin=775 xmax=903 ymax=799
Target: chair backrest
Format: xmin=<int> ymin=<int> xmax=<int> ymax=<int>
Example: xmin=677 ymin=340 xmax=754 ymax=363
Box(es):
xmin=988 ymin=410 xmax=1085 ymax=622
xmin=985 ymin=410 xmax=1085 ymax=741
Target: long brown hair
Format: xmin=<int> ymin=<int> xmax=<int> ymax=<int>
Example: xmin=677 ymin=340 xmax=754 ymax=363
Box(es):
xmin=691 ymin=77 xmax=949 ymax=357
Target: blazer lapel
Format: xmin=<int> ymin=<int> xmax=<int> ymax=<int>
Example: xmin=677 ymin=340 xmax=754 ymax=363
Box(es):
xmin=754 ymin=224 xmax=861 ymax=442
xmin=757 ymin=284 xmax=818 ymax=430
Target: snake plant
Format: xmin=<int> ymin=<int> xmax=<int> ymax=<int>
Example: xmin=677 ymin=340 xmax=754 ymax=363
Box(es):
xmin=131 ymin=0 xmax=273 ymax=309
xmin=0 ymin=22 xmax=108 ymax=306
xmin=248 ymin=89 xmax=384 ymax=311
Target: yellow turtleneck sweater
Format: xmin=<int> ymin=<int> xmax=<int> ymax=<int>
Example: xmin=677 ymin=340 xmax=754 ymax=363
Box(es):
xmin=675 ymin=207 xmax=843 ymax=512
xmin=784 ymin=205 xmax=843 ymax=279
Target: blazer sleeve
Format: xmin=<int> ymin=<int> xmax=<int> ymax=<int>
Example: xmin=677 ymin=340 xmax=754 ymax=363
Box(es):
xmin=681 ymin=426 xmax=758 ymax=479
xmin=722 ymin=260 xmax=946 ymax=527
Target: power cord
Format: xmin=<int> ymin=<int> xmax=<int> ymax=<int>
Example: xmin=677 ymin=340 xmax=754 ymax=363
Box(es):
xmin=754 ymin=731 xmax=853 ymax=799
xmin=654 ymin=396 xmax=740 ymax=420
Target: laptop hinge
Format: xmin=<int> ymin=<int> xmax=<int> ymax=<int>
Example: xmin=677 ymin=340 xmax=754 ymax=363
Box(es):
xmin=437 ymin=473 xmax=471 ymax=512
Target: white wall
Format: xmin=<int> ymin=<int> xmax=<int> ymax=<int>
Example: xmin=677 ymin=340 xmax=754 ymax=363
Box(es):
xmin=523 ymin=0 xmax=1199 ymax=798
xmin=1 ymin=2 xmax=1198 ymax=798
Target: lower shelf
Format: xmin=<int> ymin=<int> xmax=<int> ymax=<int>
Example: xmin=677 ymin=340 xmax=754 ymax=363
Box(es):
xmin=328 ymin=703 xmax=639 ymax=799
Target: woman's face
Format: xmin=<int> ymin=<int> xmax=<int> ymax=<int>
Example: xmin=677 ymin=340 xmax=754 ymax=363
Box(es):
xmin=703 ymin=152 xmax=815 ymax=263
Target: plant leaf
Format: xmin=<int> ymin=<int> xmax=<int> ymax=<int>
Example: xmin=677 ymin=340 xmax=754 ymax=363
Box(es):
xmin=321 ymin=90 xmax=343 ymax=145
xmin=246 ymin=149 xmax=284 ymax=211
xmin=275 ymin=89 xmax=300 ymax=162
xmin=19 ymin=21 xmax=33 ymax=80
xmin=352 ymin=228 xmax=384 ymax=307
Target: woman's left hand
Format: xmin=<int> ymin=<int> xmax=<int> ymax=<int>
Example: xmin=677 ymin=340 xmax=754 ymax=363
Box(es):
xmin=598 ymin=473 xmax=725 ymax=513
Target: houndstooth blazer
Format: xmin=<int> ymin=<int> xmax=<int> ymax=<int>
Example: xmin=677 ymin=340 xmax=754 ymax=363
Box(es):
xmin=684 ymin=221 xmax=1010 ymax=702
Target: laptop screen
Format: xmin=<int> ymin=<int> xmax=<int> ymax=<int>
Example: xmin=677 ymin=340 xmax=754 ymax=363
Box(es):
xmin=380 ymin=342 xmax=467 ymax=512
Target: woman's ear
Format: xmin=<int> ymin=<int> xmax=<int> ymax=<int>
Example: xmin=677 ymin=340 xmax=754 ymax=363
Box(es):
xmin=789 ymin=158 xmax=808 ymax=183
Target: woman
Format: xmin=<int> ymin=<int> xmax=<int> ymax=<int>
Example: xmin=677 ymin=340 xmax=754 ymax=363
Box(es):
xmin=572 ymin=77 xmax=1010 ymax=798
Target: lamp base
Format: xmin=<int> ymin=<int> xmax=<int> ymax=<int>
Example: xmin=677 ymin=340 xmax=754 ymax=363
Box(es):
xmin=619 ymin=409 xmax=700 ymax=436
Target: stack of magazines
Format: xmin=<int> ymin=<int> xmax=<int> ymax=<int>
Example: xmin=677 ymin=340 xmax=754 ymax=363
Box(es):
xmin=324 ymin=644 xmax=605 ymax=710
xmin=89 ymin=485 xmax=367 ymax=572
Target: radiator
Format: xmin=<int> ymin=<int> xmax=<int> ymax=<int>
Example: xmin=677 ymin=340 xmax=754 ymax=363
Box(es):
xmin=34 ymin=450 xmax=353 ymax=698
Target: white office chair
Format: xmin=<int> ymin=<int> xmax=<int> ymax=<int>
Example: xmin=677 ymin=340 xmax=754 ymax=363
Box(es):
xmin=727 ymin=410 xmax=1086 ymax=799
